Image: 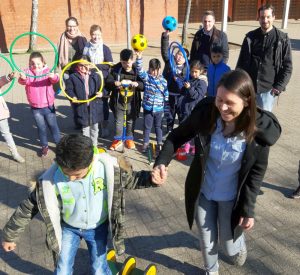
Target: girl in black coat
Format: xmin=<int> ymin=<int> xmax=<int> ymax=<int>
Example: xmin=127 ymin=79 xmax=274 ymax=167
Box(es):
xmin=65 ymin=57 xmax=103 ymax=146
xmin=152 ymin=70 xmax=281 ymax=274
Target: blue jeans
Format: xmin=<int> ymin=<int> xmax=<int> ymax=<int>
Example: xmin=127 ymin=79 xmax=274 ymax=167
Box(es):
xmin=143 ymin=110 xmax=163 ymax=144
xmin=195 ymin=193 xmax=246 ymax=273
xmin=31 ymin=106 xmax=61 ymax=147
xmin=55 ymin=222 xmax=112 ymax=275
xmin=256 ymin=90 xmax=276 ymax=112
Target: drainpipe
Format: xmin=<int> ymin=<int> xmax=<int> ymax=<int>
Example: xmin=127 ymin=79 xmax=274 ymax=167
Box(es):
xmin=126 ymin=0 xmax=131 ymax=48
xmin=282 ymin=0 xmax=291 ymax=29
xmin=221 ymin=0 xmax=229 ymax=32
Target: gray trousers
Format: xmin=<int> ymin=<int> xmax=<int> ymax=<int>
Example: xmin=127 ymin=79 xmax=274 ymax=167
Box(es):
xmin=82 ymin=123 xmax=99 ymax=146
xmin=0 ymin=118 xmax=18 ymax=153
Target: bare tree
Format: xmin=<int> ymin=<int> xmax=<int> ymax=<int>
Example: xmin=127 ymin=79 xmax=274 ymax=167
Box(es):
xmin=28 ymin=0 xmax=39 ymax=52
xmin=181 ymin=0 xmax=192 ymax=47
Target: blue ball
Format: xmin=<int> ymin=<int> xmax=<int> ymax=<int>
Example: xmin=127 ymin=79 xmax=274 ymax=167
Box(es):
xmin=162 ymin=16 xmax=178 ymax=32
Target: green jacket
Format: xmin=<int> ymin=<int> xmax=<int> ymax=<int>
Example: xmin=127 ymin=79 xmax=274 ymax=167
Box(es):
xmin=2 ymin=153 xmax=155 ymax=262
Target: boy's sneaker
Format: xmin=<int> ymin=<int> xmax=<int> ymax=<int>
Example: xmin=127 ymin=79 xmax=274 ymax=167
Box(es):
xmin=291 ymin=186 xmax=300 ymax=199
xmin=125 ymin=140 xmax=136 ymax=149
xmin=110 ymin=140 xmax=123 ymax=151
xmin=40 ymin=146 xmax=49 ymax=157
xmin=142 ymin=143 xmax=149 ymax=153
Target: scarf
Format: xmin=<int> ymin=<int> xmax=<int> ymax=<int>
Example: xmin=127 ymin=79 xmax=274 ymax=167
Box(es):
xmin=83 ymin=41 xmax=104 ymax=64
xmin=58 ymin=31 xmax=86 ymax=70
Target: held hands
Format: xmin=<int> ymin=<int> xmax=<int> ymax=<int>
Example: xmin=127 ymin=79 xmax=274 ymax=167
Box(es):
xmin=239 ymin=217 xmax=254 ymax=231
xmin=151 ymin=164 xmax=168 ymax=185
xmin=2 ymin=241 xmax=17 ymax=252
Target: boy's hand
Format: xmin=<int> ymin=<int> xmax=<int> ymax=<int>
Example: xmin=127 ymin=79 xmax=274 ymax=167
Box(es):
xmin=184 ymin=82 xmax=190 ymax=89
xmin=131 ymin=81 xmax=138 ymax=88
xmin=19 ymin=72 xmax=26 ymax=80
xmin=2 ymin=241 xmax=17 ymax=252
xmin=151 ymin=164 xmax=168 ymax=185
xmin=135 ymin=51 xmax=142 ymax=59
xmin=115 ymin=81 xmax=122 ymax=87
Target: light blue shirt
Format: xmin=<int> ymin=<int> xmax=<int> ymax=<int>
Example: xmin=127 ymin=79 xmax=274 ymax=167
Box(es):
xmin=54 ymin=159 xmax=108 ymax=229
xmin=201 ymin=118 xmax=246 ymax=201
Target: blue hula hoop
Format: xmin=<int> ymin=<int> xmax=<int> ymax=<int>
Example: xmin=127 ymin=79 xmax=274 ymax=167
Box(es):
xmin=168 ymin=41 xmax=190 ymax=82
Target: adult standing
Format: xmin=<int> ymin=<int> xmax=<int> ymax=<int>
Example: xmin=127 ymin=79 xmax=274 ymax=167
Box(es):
xmin=56 ymin=16 xmax=87 ymax=129
xmin=151 ymin=70 xmax=281 ymax=274
xmin=57 ymin=16 xmax=87 ymax=71
xmin=190 ymin=10 xmax=229 ymax=68
xmin=236 ymin=4 xmax=293 ymax=112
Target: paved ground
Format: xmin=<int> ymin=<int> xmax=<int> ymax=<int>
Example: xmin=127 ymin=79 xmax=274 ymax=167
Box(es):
xmin=0 ymin=20 xmax=299 ymax=274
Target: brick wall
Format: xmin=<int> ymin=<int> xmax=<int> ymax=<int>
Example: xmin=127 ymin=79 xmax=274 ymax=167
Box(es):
xmin=0 ymin=0 xmax=178 ymax=53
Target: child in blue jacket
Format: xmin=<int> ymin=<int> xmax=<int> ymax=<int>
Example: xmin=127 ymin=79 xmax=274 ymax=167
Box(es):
xmin=135 ymin=51 xmax=169 ymax=153
xmin=207 ymin=45 xmax=231 ymax=97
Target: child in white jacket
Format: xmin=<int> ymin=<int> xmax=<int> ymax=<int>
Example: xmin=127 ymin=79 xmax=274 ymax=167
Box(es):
xmin=0 ymin=72 xmax=25 ymax=163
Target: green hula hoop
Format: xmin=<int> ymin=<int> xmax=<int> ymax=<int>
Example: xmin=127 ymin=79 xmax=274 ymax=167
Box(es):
xmin=0 ymin=54 xmax=16 ymax=96
xmin=9 ymin=32 xmax=58 ymax=78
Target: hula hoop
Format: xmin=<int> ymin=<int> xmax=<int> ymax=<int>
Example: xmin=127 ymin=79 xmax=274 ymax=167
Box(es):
xmin=0 ymin=54 xmax=16 ymax=96
xmin=9 ymin=32 xmax=58 ymax=78
xmin=59 ymin=60 xmax=104 ymax=103
xmin=168 ymin=41 xmax=190 ymax=82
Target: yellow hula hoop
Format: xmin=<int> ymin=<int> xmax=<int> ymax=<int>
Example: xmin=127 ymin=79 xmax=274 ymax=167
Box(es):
xmin=59 ymin=60 xmax=113 ymax=103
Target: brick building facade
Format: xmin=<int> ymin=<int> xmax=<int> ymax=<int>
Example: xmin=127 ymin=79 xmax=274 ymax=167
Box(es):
xmin=0 ymin=0 xmax=177 ymax=53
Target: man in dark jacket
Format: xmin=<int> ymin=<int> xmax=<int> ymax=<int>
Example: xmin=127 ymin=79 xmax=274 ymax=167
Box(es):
xmin=236 ymin=4 xmax=293 ymax=112
xmin=190 ymin=10 xmax=229 ymax=67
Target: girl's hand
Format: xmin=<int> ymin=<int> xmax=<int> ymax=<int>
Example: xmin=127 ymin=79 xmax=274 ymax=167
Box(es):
xmin=2 ymin=241 xmax=17 ymax=252
xmin=184 ymin=82 xmax=190 ymax=88
xmin=19 ymin=72 xmax=26 ymax=80
xmin=239 ymin=217 xmax=254 ymax=231
xmin=48 ymin=72 xmax=56 ymax=80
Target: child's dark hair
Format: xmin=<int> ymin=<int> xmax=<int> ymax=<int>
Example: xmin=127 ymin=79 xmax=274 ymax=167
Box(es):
xmin=190 ymin=60 xmax=205 ymax=72
xmin=149 ymin=58 xmax=161 ymax=70
xmin=55 ymin=134 xmax=94 ymax=170
xmin=120 ymin=49 xmax=133 ymax=61
xmin=65 ymin=16 xmax=79 ymax=27
xmin=29 ymin=51 xmax=46 ymax=64
xmin=211 ymin=45 xmax=223 ymax=54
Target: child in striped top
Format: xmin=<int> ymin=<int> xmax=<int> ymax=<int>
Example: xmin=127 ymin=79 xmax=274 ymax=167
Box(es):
xmin=135 ymin=51 xmax=169 ymax=153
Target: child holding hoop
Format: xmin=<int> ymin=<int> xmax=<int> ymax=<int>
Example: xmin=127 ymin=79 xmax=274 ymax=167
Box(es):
xmin=18 ymin=52 xmax=61 ymax=157
xmin=161 ymin=30 xmax=189 ymax=134
xmin=65 ymin=55 xmax=103 ymax=146
xmin=0 ymin=72 xmax=25 ymax=163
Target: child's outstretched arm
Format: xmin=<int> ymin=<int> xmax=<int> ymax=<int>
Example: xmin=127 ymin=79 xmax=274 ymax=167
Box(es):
xmin=135 ymin=51 xmax=148 ymax=82
xmin=2 ymin=187 xmax=39 ymax=252
xmin=161 ymin=31 xmax=170 ymax=63
xmin=0 ymin=72 xmax=17 ymax=88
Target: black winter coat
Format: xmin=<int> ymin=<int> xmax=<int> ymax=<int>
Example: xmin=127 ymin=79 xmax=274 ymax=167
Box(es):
xmin=154 ymin=97 xmax=281 ymax=240
xmin=190 ymin=26 xmax=229 ymax=66
xmin=106 ymin=63 xmax=144 ymax=119
xmin=236 ymin=27 xmax=292 ymax=93
xmin=65 ymin=71 xmax=102 ymax=127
